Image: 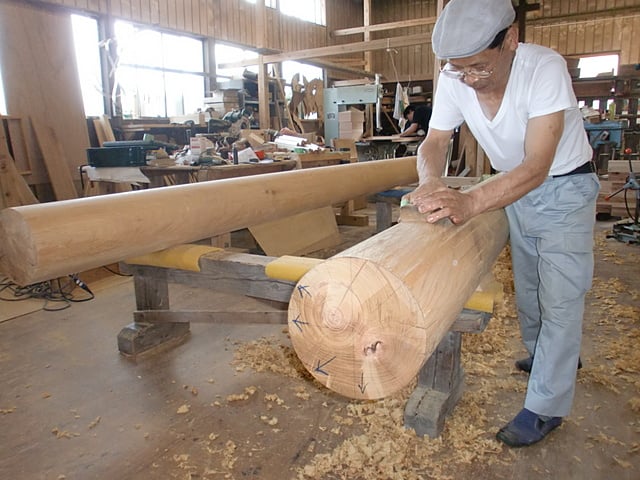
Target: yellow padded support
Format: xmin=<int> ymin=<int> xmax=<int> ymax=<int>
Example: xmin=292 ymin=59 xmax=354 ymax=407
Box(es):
xmin=266 ymin=255 xmax=500 ymax=313
xmin=464 ymin=291 xmax=495 ymax=314
xmin=265 ymin=255 xmax=324 ymax=282
xmin=125 ymin=244 xmax=223 ymax=272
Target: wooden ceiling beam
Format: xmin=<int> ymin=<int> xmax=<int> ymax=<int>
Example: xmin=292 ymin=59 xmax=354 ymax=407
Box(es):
xmin=304 ymin=58 xmax=376 ymax=78
xmin=527 ymin=6 xmax=640 ymax=28
xmin=332 ymin=16 xmax=436 ymax=37
xmin=217 ymin=32 xmax=428 ymax=69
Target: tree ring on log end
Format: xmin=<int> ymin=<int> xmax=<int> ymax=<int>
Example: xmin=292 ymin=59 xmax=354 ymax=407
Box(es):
xmin=288 ymin=257 xmax=427 ymax=400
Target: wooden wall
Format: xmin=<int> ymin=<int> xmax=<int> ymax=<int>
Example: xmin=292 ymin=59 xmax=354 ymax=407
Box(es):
xmin=527 ymin=1 xmax=640 ymax=65
xmin=30 ymin=0 xmax=327 ymax=51
xmin=370 ymin=0 xmax=436 ymax=83
xmin=0 ymin=0 xmax=89 ymax=190
xmin=368 ymin=0 xmax=640 ymax=82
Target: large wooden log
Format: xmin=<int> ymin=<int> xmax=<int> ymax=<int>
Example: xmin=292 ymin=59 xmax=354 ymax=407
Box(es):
xmin=0 ymin=158 xmax=418 ymax=285
xmin=288 ymin=206 xmax=509 ymax=400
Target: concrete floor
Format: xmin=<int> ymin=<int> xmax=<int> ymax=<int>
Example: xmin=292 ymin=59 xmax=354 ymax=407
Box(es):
xmin=0 ymin=212 xmax=638 ymax=480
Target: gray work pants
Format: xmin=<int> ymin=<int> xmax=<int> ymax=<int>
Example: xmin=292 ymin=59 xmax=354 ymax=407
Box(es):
xmin=505 ymin=172 xmax=599 ymax=417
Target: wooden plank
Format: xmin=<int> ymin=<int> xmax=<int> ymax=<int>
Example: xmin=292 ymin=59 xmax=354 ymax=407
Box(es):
xmin=139 ymin=0 xmax=151 ymax=24
xmin=120 ymin=0 xmax=132 ymax=20
xmin=133 ymin=310 xmax=287 ymax=324
xmin=332 ymin=16 xmax=436 ymax=37
xmin=255 ymin=0 xmax=267 ymax=50
xmin=31 ymin=118 xmax=78 ymax=201
xmin=183 ymin=0 xmax=193 ymax=32
xmin=3 ymin=117 xmax=32 ymax=175
xmin=176 ymin=0 xmax=185 ymax=31
xmin=149 ymin=0 xmax=160 ymax=25
xmin=0 ymin=3 xmax=90 ymax=188
xmin=130 ymin=0 xmax=141 ymax=22
xmin=187 ymin=0 xmax=197 ymax=35
xmin=158 ymin=0 xmax=167 ymax=28
xmin=93 ymin=118 xmax=108 ymax=147
xmin=100 ymin=115 xmax=116 ymax=142
xmin=217 ymin=32 xmax=429 ymax=69
xmin=219 ymin=0 xmax=229 ymax=40
xmin=0 ymin=126 xmax=38 ymax=208
xmin=249 ymin=206 xmax=342 ymax=257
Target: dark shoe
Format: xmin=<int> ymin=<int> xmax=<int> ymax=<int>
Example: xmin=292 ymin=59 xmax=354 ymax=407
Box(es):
xmin=496 ymin=408 xmax=562 ymax=447
xmin=515 ymin=356 xmax=582 ymax=374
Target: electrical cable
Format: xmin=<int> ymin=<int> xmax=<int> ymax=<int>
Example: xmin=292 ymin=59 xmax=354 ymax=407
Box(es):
xmin=102 ymin=265 xmax=132 ymax=277
xmin=624 ymin=188 xmax=639 ymax=224
xmin=0 ymin=275 xmax=95 ymax=312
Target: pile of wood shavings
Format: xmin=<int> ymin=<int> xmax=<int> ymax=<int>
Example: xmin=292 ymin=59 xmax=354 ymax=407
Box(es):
xmin=231 ymin=335 xmax=309 ymax=379
xmin=295 ymin=251 xmax=516 ymax=480
xmin=582 ymin=263 xmax=640 ymax=412
xmin=219 ymin=242 xmax=639 ymax=478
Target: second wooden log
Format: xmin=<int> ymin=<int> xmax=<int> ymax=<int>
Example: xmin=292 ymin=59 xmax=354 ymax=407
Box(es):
xmin=0 ymin=158 xmax=418 ymax=285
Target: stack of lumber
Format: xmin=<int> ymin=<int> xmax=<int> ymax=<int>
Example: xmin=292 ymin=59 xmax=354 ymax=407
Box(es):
xmin=0 ymin=120 xmax=38 ymax=208
xmin=598 ymin=159 xmax=639 ymax=218
xmin=338 ymin=108 xmax=365 ymax=140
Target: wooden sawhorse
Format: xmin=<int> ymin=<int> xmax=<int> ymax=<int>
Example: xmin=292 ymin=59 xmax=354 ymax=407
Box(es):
xmin=118 ymin=246 xmax=495 ymax=438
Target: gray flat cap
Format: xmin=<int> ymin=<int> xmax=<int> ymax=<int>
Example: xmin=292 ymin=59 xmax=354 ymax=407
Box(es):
xmin=432 ymin=0 xmax=515 ymax=59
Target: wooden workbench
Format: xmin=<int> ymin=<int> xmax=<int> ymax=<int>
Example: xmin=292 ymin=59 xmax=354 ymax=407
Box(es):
xmin=296 ymin=151 xmax=351 ymax=168
xmin=140 ymin=159 xmax=298 ymax=187
xmin=357 ymin=135 xmax=424 ymax=160
xmin=83 ymin=160 xmax=298 ymax=194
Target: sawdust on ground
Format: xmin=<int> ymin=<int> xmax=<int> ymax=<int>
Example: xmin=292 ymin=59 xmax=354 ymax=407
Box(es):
xmin=137 ymin=230 xmax=639 ymax=480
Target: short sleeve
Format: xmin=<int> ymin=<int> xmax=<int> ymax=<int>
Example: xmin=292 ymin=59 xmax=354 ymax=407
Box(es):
xmin=527 ymin=56 xmax=576 ymax=119
xmin=429 ymin=74 xmax=466 ymax=131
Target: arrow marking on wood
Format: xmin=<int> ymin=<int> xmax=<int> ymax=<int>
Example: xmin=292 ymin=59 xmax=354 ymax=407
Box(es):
xmin=314 ymin=356 xmax=336 ymax=376
xmin=291 ymin=314 xmax=309 ymax=332
xmin=358 ymin=372 xmax=367 ymax=394
xmin=297 ymin=285 xmax=312 ymax=298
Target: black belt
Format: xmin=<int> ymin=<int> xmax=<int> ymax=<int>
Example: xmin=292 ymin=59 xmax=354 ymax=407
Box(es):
xmin=552 ymin=162 xmax=595 ymax=178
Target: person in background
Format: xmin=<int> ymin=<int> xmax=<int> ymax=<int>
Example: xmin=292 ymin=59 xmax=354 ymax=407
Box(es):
xmin=400 ymin=104 xmax=432 ymax=137
xmin=407 ymin=0 xmax=598 ymax=447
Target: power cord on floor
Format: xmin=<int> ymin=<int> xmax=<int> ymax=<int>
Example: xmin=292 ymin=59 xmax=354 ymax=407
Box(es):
xmin=101 ymin=264 xmax=132 ymax=277
xmin=0 ymin=275 xmax=95 ymax=311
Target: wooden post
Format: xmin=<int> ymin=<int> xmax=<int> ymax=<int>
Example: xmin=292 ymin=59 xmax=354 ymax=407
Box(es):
xmin=0 ymin=157 xmax=419 ymax=286
xmin=287 ymin=205 xmax=509 ymax=400
xmin=257 ymin=56 xmax=270 ymax=129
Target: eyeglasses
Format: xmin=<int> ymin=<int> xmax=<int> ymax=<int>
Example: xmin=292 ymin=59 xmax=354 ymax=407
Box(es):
xmin=439 ymin=43 xmax=505 ymax=80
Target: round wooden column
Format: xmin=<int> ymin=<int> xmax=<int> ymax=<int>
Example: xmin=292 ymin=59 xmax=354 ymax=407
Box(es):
xmin=0 ymin=158 xmax=419 ymax=285
xmin=288 ymin=207 xmax=509 ymax=400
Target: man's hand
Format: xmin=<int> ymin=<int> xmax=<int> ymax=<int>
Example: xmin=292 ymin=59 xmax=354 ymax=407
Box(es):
xmin=406 ymin=179 xmax=476 ymax=225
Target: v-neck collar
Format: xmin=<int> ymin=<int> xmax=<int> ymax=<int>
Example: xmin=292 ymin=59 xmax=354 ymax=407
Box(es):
xmin=474 ymin=48 xmax=517 ymax=125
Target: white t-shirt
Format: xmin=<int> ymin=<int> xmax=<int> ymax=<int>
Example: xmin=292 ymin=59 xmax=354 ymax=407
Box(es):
xmin=429 ymin=43 xmax=592 ymax=175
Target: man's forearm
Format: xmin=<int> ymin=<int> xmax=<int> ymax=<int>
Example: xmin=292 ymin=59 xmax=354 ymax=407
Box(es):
xmin=416 ymin=130 xmax=452 ymax=183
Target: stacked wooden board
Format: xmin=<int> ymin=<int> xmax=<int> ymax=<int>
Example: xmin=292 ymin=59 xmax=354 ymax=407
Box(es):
xmin=338 ymin=109 xmax=365 ymax=140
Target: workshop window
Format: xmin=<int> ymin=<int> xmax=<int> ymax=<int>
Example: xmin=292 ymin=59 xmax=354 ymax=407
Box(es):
xmin=578 ymin=54 xmax=618 ymax=78
xmin=0 ymin=63 xmax=6 ymax=115
xmin=71 ymin=14 xmax=104 ymax=117
xmin=245 ymin=0 xmax=278 ymax=7
xmin=245 ymin=0 xmax=325 ymax=25
xmin=215 ymin=43 xmax=259 ymax=81
xmin=280 ymin=0 xmax=326 ymax=25
xmin=114 ymin=21 xmax=205 ymax=118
